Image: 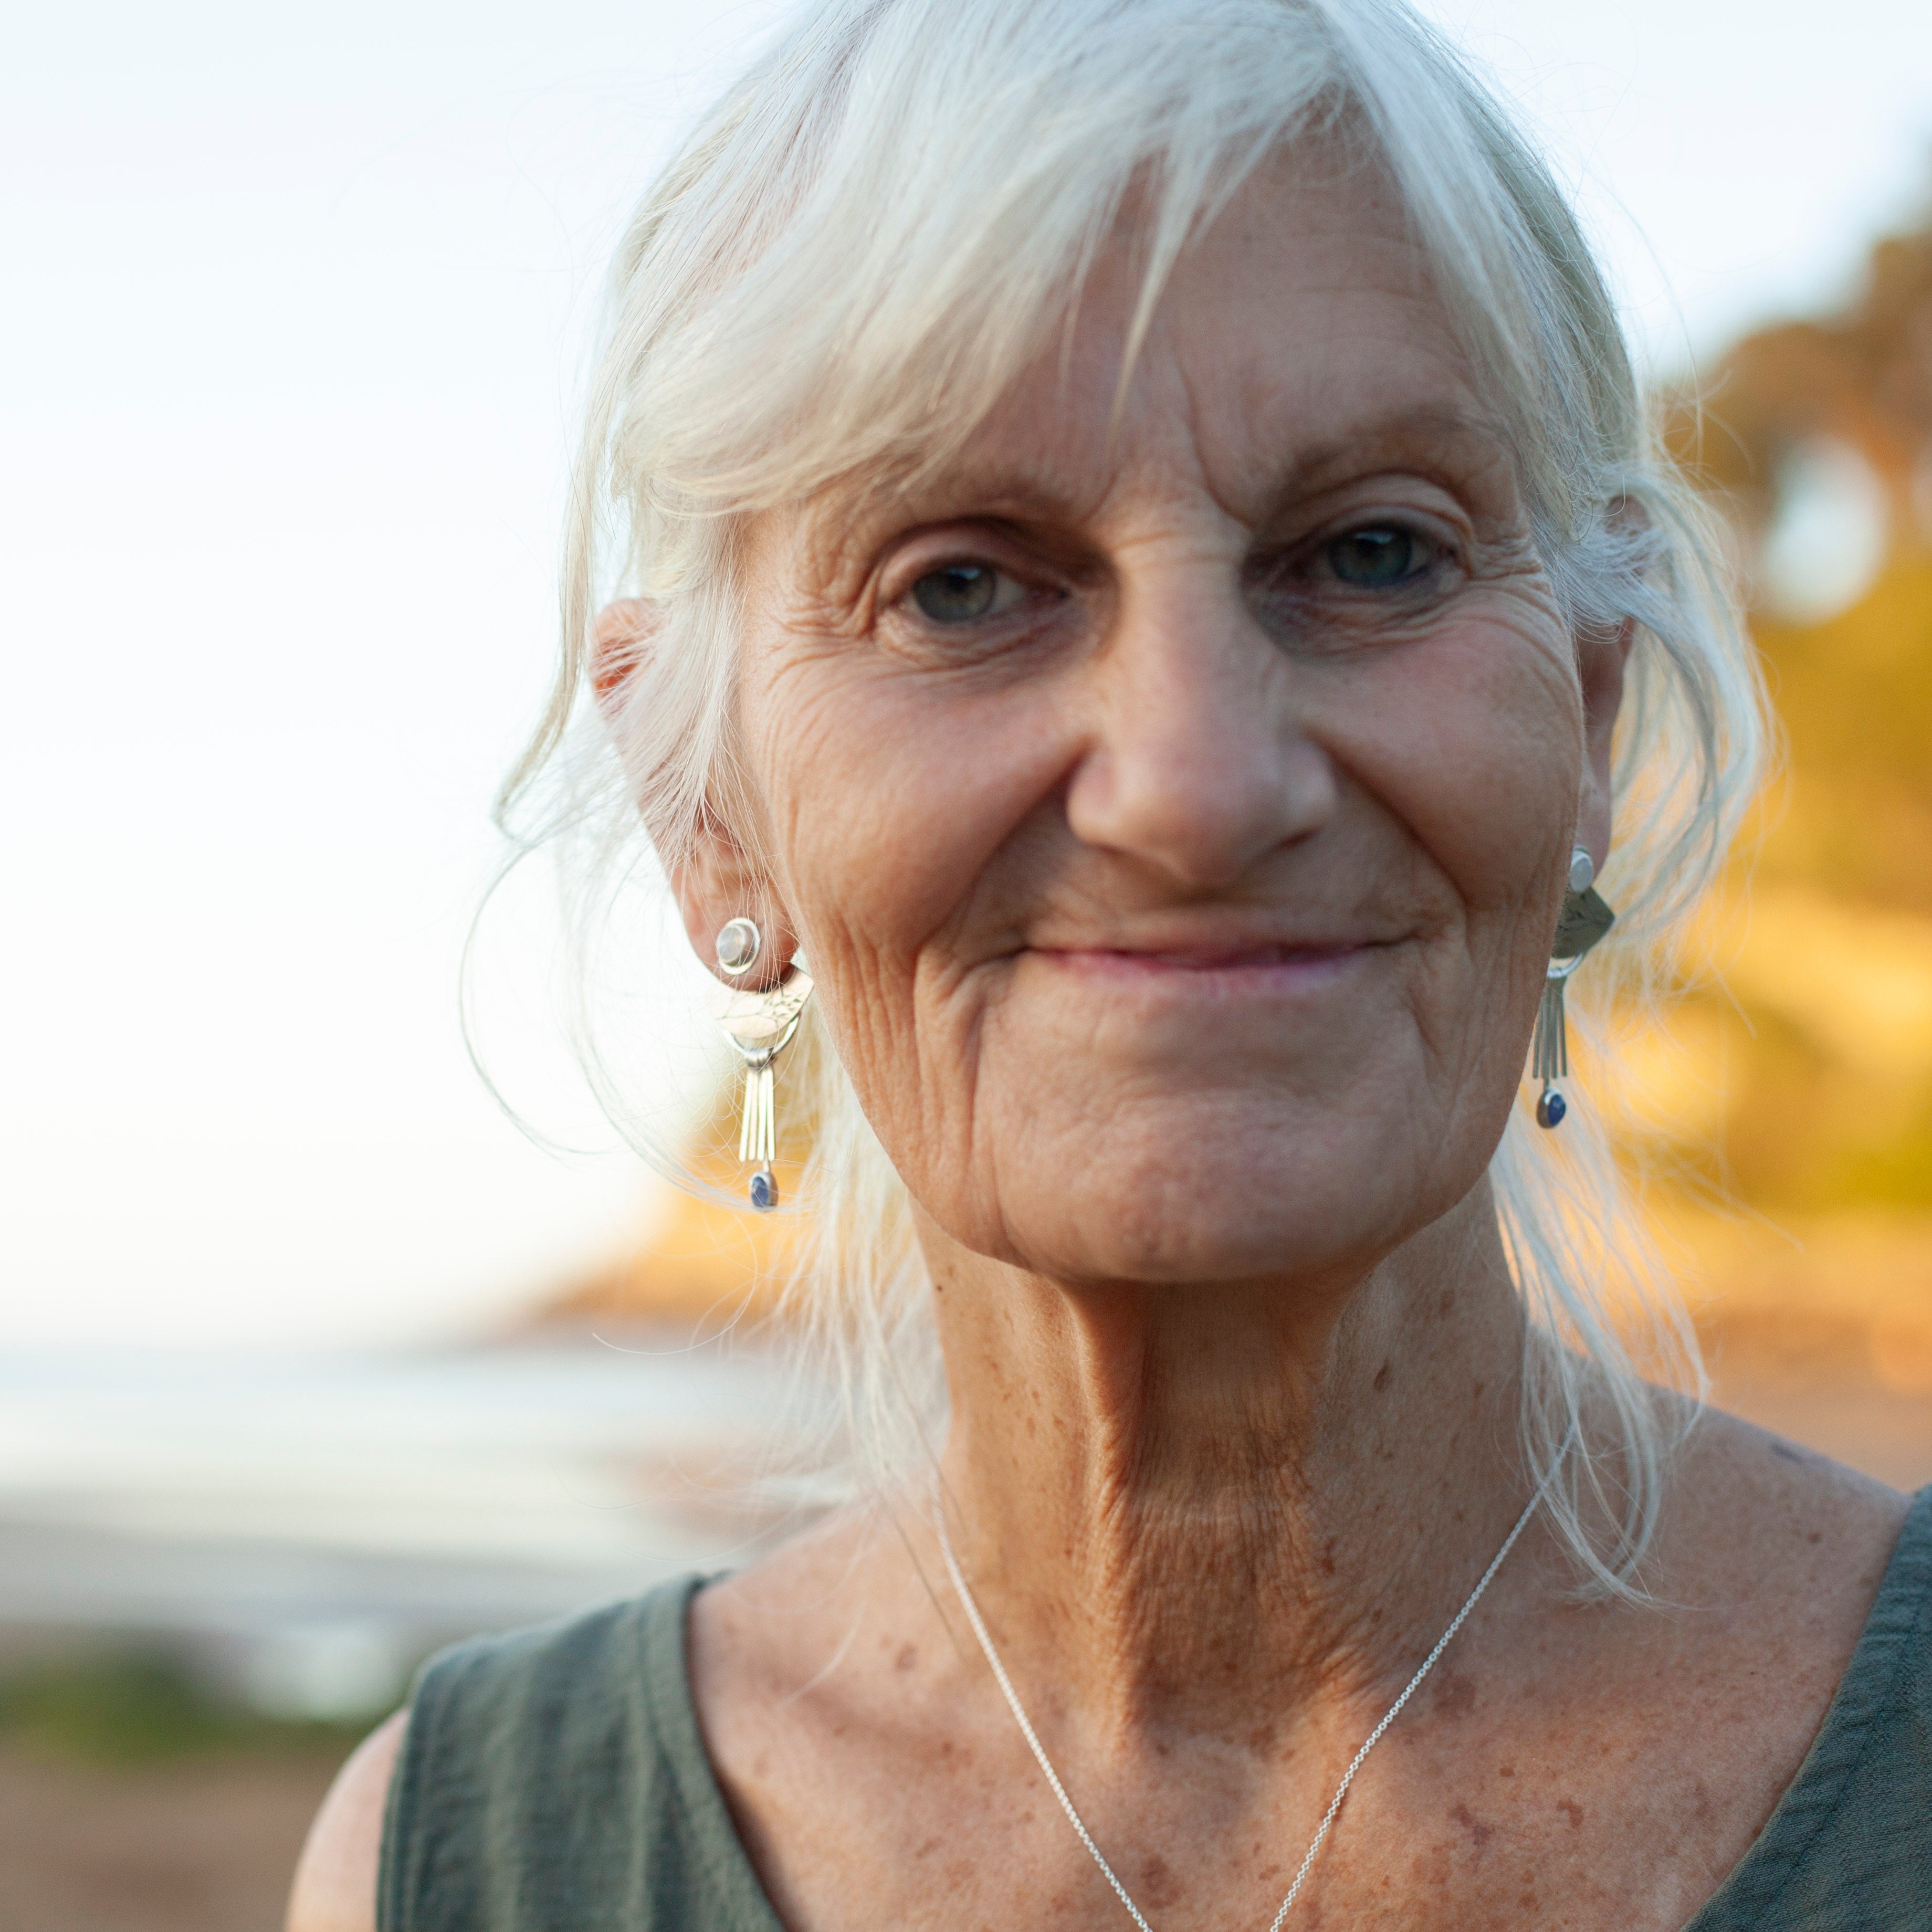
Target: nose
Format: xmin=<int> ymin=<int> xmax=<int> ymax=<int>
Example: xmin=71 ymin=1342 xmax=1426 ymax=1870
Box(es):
xmin=1063 ymin=561 xmax=1337 ymax=888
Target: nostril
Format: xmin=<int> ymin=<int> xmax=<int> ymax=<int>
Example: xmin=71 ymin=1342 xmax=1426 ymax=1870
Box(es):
xmin=1064 ymin=731 xmax=1337 ymax=887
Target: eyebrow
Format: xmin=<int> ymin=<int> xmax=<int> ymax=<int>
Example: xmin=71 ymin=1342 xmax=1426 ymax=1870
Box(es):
xmin=821 ymin=403 xmax=1517 ymax=548
xmin=1248 ymin=406 xmax=1517 ymax=511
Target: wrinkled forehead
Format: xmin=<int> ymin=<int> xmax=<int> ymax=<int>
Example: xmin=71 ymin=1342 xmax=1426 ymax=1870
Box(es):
xmin=789 ymin=159 xmax=1520 ymax=559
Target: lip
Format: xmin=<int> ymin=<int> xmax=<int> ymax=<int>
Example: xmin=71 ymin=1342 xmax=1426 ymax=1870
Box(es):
xmin=1029 ymin=941 xmax=1383 ymax=987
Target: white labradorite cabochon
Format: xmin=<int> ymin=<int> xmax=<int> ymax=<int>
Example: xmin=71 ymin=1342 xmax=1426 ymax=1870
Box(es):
xmin=715 ymin=917 xmax=763 ymax=975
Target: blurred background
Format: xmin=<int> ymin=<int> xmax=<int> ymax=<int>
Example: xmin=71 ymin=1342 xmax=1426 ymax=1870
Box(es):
xmin=3 ymin=1 xmax=1929 ymax=1925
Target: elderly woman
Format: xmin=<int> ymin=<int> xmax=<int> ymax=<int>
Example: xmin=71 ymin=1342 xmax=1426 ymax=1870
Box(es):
xmin=291 ymin=0 xmax=1927 ymax=1925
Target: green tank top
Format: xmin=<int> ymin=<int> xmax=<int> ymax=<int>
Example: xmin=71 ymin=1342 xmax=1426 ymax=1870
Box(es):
xmin=380 ymin=1486 xmax=1932 ymax=1931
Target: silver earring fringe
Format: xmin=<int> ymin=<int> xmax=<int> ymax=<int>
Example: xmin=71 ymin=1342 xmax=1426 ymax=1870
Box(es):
xmin=710 ymin=947 xmax=813 ymax=1210
xmin=1534 ymin=848 xmax=1615 ymax=1130
xmin=1531 ymin=963 xmax=1578 ymax=1128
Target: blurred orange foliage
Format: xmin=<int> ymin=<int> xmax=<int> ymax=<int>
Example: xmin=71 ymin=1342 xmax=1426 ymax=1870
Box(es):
xmin=1645 ymin=204 xmax=1932 ymax=1421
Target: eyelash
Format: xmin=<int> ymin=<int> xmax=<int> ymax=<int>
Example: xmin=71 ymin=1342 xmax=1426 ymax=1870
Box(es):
xmin=890 ymin=516 xmax=1458 ymax=637
xmin=903 ymin=561 xmax=1029 ymax=625
xmin=1299 ymin=520 xmax=1452 ymax=591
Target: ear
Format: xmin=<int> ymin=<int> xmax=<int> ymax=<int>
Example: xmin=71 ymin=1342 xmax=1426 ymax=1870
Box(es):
xmin=1574 ymin=612 xmax=1633 ymax=878
xmin=591 ymin=601 xmax=802 ymax=983
xmin=591 ymin=598 xmax=658 ymax=711
xmin=669 ymin=809 xmax=802 ymax=989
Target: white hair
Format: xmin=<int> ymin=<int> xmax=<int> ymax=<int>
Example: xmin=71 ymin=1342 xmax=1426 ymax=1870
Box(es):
xmin=502 ymin=0 xmax=1769 ymax=1595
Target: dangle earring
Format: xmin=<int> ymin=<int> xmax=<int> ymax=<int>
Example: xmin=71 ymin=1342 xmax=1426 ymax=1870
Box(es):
xmin=710 ymin=917 xmax=813 ymax=1210
xmin=1530 ymin=846 xmax=1615 ymax=1129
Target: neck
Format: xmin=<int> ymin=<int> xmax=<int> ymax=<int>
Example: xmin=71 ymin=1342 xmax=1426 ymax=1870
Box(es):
xmin=922 ymin=1179 xmax=1533 ymax=1742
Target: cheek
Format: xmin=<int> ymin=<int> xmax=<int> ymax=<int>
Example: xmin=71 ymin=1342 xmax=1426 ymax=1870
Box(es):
xmin=741 ymin=648 xmax=1075 ymax=1090
xmin=759 ymin=675 xmax=1065 ymax=941
xmin=1318 ymin=604 xmax=1582 ymax=920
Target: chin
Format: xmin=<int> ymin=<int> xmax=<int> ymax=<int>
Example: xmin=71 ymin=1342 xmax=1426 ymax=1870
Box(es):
xmin=967 ymin=1096 xmax=1458 ymax=1287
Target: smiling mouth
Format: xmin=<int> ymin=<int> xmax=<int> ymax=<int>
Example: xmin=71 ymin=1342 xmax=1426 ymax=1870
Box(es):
xmin=1032 ymin=941 xmax=1383 ymax=974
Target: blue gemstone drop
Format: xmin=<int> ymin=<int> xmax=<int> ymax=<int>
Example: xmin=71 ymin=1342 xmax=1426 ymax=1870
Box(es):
xmin=749 ymin=1169 xmax=777 ymax=1211
xmin=1536 ymin=1088 xmax=1567 ymax=1130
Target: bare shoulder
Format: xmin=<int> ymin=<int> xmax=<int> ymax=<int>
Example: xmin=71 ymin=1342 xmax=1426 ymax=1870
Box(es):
xmin=685 ymin=1497 xmax=991 ymax=1927
xmin=686 ymin=1496 xmax=954 ymax=1804
xmin=285 ymin=1709 xmax=408 ymax=1932
xmin=1665 ymin=1400 xmax=1909 ymax=1583
xmin=689 ymin=1499 xmax=901 ymax=1706
xmin=1645 ymin=1399 xmax=1912 ymax=1683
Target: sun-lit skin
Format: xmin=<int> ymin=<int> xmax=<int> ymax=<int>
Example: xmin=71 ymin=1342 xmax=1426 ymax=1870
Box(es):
xmin=658 ymin=161 xmax=1898 ymax=1929
xmin=287 ymin=154 xmax=1907 ymax=1932
xmin=719 ymin=194 xmax=1598 ymax=1295
xmin=669 ymin=167 xmax=1607 ymax=1729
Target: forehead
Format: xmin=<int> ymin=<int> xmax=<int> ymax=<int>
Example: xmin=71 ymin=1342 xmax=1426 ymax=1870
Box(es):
xmin=805 ymin=152 xmax=1506 ymax=546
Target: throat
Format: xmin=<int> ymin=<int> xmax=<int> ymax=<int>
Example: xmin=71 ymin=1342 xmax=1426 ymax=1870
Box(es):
xmin=931 ymin=1452 xmax=1553 ymax=1932
xmin=921 ymin=1191 xmax=1534 ymax=1738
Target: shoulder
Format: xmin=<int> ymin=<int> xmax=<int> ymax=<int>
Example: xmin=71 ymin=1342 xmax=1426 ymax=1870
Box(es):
xmin=688 ymin=1503 xmax=912 ymax=1717
xmin=1618 ymin=1401 xmax=1915 ymax=1783
xmin=286 ymin=1710 xmax=407 ymax=1932
xmin=1658 ymin=1402 xmax=1910 ymax=1608
xmin=358 ymin=1582 xmax=716 ymax=1932
xmin=1623 ymin=1410 xmax=1932 ymax=1923
xmin=285 ymin=1588 xmax=706 ymax=1932
xmin=1539 ymin=1402 xmax=1913 ymax=1783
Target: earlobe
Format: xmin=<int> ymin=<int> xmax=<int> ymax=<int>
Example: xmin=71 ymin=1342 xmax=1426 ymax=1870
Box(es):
xmin=668 ymin=819 xmax=802 ymax=990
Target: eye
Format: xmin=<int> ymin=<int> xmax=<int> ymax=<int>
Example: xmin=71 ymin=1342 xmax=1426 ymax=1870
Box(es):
xmin=908 ymin=561 xmax=1026 ymax=624
xmin=1322 ymin=524 xmax=1436 ymax=589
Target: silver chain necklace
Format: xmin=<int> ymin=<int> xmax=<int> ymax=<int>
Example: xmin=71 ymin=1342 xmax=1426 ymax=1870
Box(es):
xmin=933 ymin=1473 xmax=1551 ymax=1931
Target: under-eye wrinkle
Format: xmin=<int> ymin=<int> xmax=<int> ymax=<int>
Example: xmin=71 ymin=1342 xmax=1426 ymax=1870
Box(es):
xmin=1245 ymin=518 xmax=1454 ymax=648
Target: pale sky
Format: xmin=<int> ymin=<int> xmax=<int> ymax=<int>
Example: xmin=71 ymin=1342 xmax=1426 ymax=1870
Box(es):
xmin=4 ymin=0 xmax=1928 ymax=1351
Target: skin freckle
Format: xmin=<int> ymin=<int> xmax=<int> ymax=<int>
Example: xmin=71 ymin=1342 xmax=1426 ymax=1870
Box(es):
xmin=1450 ymin=1801 xmax=1494 ymax=1851
xmin=1432 ymin=1670 xmax=1477 ymax=1719
xmin=1139 ymin=1854 xmax=1183 ymax=1907
xmin=1411 ymin=1844 xmax=1453 ymax=1886
xmin=1557 ymin=1798 xmax=1583 ymax=1830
